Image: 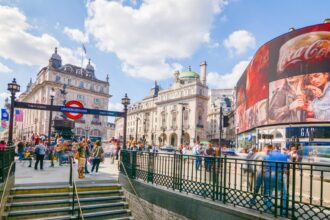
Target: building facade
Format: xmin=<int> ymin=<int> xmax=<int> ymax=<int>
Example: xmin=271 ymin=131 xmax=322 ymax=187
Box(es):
xmin=206 ymin=89 xmax=234 ymax=145
xmin=106 ymin=122 xmax=116 ymax=141
xmin=116 ymin=62 xmax=209 ymax=147
xmin=15 ymin=48 xmax=111 ymax=141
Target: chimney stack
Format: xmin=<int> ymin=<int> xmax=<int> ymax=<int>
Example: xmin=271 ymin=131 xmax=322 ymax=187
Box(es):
xmin=200 ymin=61 xmax=207 ymax=85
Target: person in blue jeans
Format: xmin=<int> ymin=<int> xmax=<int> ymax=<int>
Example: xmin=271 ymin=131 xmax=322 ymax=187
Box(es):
xmin=193 ymin=144 xmax=203 ymax=170
xmin=263 ymin=146 xmax=289 ymax=214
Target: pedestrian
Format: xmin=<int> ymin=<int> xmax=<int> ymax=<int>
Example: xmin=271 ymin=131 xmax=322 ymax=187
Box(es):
xmin=23 ymin=145 xmax=32 ymax=167
xmin=263 ymin=145 xmax=289 ymax=214
xmin=17 ymin=140 xmax=25 ymax=161
xmin=77 ymin=141 xmax=87 ymax=179
xmin=204 ymin=144 xmax=215 ymax=171
xmin=34 ymin=138 xmax=46 ymax=170
xmin=289 ymin=146 xmax=299 ymax=162
xmin=84 ymin=140 xmax=90 ymax=174
xmin=55 ymin=140 xmax=64 ymax=166
xmin=193 ymin=142 xmax=203 ymax=170
xmin=91 ymin=140 xmax=104 ymax=175
xmin=0 ymin=140 xmax=6 ymax=150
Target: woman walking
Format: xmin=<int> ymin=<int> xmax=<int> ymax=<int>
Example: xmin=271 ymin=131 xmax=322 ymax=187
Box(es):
xmin=91 ymin=140 xmax=104 ymax=175
xmin=77 ymin=141 xmax=87 ymax=179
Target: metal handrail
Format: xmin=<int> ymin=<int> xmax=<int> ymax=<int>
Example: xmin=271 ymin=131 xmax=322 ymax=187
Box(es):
xmin=69 ymin=157 xmax=84 ymax=220
xmin=120 ymin=160 xmax=152 ymax=220
xmin=0 ymin=161 xmax=15 ymax=216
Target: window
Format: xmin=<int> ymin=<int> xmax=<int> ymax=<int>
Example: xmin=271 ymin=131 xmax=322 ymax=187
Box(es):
xmin=90 ymin=84 xmax=94 ymax=91
xmin=55 ymin=75 xmax=61 ymax=82
xmin=77 ymin=95 xmax=84 ymax=101
xmin=68 ymin=79 xmax=71 ymax=85
xmin=161 ymin=112 xmax=166 ymax=127
xmin=94 ymin=98 xmax=101 ymax=104
xmin=79 ymin=82 xmax=84 ymax=88
xmin=100 ymin=87 xmax=104 ymax=93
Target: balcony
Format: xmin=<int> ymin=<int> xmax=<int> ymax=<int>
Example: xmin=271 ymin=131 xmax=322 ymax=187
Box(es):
xmin=196 ymin=124 xmax=203 ymax=128
xmin=91 ymin=121 xmax=102 ymax=125
xmin=75 ymin=119 xmax=85 ymax=124
xmin=170 ymin=125 xmax=178 ymax=130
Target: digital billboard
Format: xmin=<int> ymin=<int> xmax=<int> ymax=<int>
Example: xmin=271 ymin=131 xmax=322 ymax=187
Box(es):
xmin=236 ymin=23 xmax=330 ymax=133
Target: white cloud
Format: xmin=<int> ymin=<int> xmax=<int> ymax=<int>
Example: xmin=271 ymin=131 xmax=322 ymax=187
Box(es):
xmin=0 ymin=62 xmax=12 ymax=73
xmin=85 ymin=0 xmax=227 ymax=80
xmin=223 ymin=30 xmax=256 ymax=56
xmin=63 ymin=27 xmax=89 ymax=44
xmin=0 ymin=92 xmax=10 ymax=100
xmin=108 ymin=102 xmax=123 ymax=112
xmin=0 ymin=6 xmax=87 ymax=68
xmin=207 ymin=59 xmax=251 ymax=89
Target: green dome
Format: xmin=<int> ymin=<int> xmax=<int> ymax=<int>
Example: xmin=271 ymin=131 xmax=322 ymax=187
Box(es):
xmin=179 ymin=71 xmax=199 ymax=79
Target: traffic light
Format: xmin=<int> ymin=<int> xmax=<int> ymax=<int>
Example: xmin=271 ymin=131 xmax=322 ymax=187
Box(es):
xmin=223 ymin=115 xmax=229 ymax=127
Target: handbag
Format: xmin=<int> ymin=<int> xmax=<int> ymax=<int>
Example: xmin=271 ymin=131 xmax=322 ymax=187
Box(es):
xmin=74 ymin=151 xmax=80 ymax=160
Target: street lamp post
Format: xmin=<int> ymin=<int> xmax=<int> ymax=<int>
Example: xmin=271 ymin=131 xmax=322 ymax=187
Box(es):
xmin=162 ymin=128 xmax=166 ymax=146
xmin=179 ymin=103 xmax=188 ymax=146
xmin=48 ymin=88 xmax=55 ymax=147
xmin=135 ymin=117 xmax=140 ymax=142
xmin=85 ymin=125 xmax=90 ymax=140
xmin=121 ymin=93 xmax=130 ymax=150
xmin=7 ymin=78 xmax=20 ymax=146
xmin=218 ymin=106 xmax=223 ymax=150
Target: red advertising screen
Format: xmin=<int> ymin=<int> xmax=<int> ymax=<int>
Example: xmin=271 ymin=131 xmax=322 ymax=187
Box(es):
xmin=236 ymin=23 xmax=330 ymax=133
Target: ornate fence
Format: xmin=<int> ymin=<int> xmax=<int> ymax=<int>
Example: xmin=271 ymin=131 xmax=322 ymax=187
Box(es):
xmin=0 ymin=146 xmax=15 ymax=183
xmin=120 ymin=150 xmax=330 ymax=219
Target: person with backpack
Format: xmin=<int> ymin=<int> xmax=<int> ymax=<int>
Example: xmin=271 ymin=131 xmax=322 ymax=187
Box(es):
xmin=34 ymin=138 xmax=46 ymax=170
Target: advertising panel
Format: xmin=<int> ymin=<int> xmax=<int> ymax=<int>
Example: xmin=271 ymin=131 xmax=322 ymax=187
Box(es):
xmin=236 ymin=23 xmax=330 ymax=133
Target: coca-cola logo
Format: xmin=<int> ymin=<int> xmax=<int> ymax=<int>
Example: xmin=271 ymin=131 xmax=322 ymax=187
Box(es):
xmin=278 ymin=32 xmax=330 ymax=73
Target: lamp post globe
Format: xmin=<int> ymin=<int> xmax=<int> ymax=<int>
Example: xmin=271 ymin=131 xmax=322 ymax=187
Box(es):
xmin=7 ymin=78 xmax=20 ymax=146
xmin=121 ymin=93 xmax=130 ymax=149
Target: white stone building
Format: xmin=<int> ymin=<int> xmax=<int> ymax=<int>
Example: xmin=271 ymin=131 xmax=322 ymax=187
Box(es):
xmin=15 ymin=48 xmax=111 ymax=141
xmin=206 ymin=88 xmax=234 ymax=145
xmin=116 ymin=62 xmax=209 ymax=147
xmin=106 ymin=122 xmax=116 ymax=140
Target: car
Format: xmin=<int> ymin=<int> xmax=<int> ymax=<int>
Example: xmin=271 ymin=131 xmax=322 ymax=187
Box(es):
xmin=160 ymin=146 xmax=177 ymax=152
xmin=221 ymin=148 xmax=237 ymax=156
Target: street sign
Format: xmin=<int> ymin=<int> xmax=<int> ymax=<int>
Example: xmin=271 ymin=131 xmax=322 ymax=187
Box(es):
xmin=14 ymin=101 xmax=125 ymax=117
xmin=64 ymin=100 xmax=84 ymax=120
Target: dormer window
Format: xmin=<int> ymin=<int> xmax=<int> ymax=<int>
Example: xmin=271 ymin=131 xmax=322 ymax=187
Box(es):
xmin=55 ymin=75 xmax=61 ymax=82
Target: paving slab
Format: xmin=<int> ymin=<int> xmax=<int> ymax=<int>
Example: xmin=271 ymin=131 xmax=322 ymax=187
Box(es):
xmin=15 ymin=157 xmax=119 ymax=185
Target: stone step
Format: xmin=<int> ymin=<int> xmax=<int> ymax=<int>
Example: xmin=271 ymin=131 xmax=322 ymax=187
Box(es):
xmin=8 ymin=196 xmax=126 ymax=211
xmin=7 ymin=203 xmax=129 ymax=220
xmin=29 ymin=210 xmax=133 ymax=220
xmin=11 ymin=184 xmax=122 ymax=195
xmin=10 ymin=190 xmax=124 ymax=202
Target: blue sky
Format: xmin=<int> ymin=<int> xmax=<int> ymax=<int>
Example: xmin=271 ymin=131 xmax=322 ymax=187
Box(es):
xmin=0 ymin=0 xmax=330 ymax=112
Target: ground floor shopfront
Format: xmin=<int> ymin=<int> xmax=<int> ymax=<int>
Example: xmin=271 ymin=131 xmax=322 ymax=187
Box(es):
xmin=237 ymin=123 xmax=330 ymax=160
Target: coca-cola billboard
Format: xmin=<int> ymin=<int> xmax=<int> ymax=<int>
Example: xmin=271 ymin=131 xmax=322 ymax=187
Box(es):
xmin=236 ymin=23 xmax=330 ymax=133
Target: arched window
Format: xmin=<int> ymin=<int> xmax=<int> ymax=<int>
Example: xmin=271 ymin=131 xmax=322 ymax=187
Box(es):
xmin=91 ymin=129 xmax=101 ymax=137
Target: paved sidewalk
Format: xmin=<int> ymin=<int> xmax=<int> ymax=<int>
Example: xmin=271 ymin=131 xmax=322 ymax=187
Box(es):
xmin=15 ymin=157 xmax=119 ymax=185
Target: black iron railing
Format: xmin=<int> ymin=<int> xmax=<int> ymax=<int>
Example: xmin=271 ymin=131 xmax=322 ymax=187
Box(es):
xmin=0 ymin=147 xmax=15 ymax=183
xmin=120 ymin=150 xmax=330 ymax=219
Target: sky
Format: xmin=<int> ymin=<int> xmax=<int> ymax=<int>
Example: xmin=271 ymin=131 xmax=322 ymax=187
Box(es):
xmin=0 ymin=0 xmax=330 ymax=114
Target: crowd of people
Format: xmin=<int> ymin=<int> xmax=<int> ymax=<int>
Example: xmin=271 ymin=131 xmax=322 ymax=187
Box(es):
xmin=0 ymin=133 xmax=121 ymax=179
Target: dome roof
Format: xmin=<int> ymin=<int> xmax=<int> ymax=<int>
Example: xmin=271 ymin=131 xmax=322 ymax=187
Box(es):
xmin=178 ymin=66 xmax=199 ymax=79
xmin=179 ymin=71 xmax=199 ymax=79
xmin=51 ymin=47 xmax=61 ymax=61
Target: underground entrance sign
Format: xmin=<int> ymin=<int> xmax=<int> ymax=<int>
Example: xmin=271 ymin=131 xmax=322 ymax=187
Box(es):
xmin=14 ymin=101 xmax=125 ymax=118
xmin=63 ymin=100 xmax=85 ymax=119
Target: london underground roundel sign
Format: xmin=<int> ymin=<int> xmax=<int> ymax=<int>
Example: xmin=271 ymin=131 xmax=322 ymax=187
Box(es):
xmin=65 ymin=100 xmax=84 ymax=120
